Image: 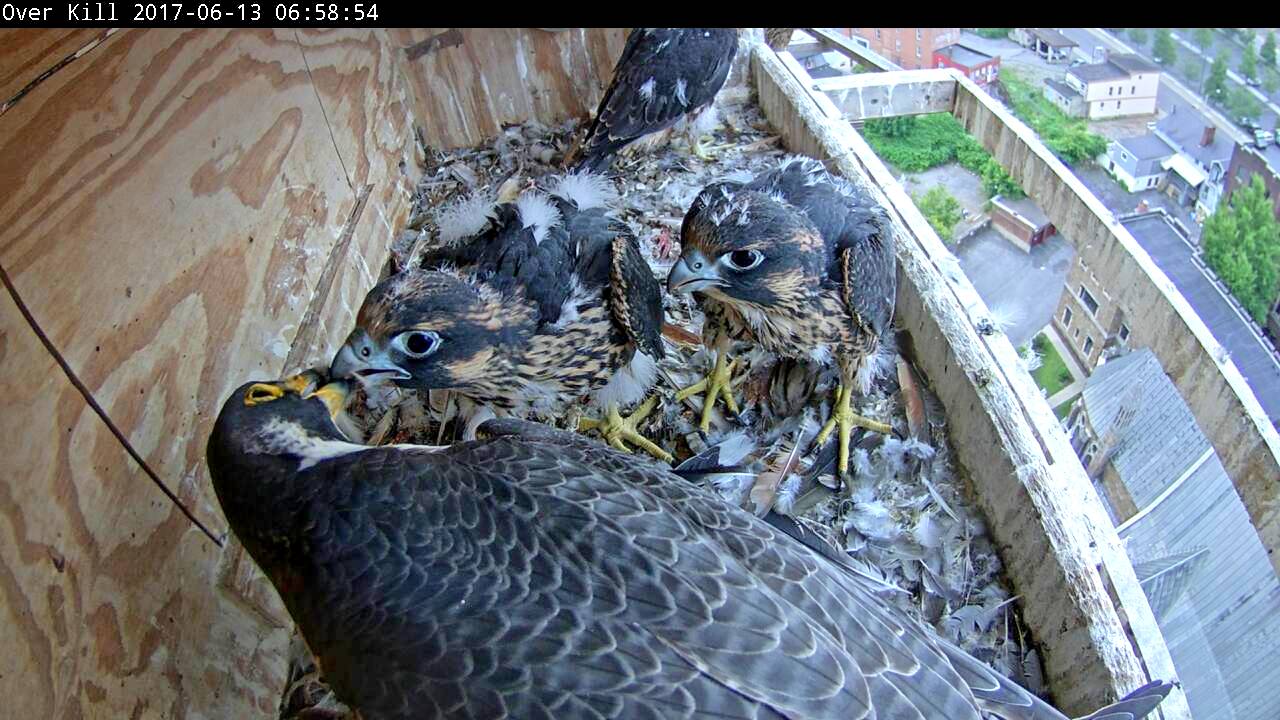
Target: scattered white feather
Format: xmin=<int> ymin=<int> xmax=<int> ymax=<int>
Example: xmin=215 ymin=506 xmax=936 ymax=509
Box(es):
xmin=674 ymin=78 xmax=689 ymax=106
xmin=514 ymin=191 xmax=562 ymax=245
xmin=639 ymin=77 xmax=656 ymax=101
xmin=545 ymin=171 xmax=619 ymax=210
xmin=706 ymin=429 xmax=757 ymax=466
xmin=591 ymin=351 xmax=658 ymax=410
xmin=773 ymin=474 xmax=803 ymax=515
xmin=721 ymin=168 xmax=755 ymax=184
xmin=986 ymin=301 xmax=1023 ymax=333
xmin=436 ymin=190 xmax=497 ymax=246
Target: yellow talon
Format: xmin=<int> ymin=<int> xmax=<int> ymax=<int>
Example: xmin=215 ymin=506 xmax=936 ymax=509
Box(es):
xmin=692 ymin=135 xmax=716 ymax=161
xmin=579 ymin=396 xmax=673 ymax=463
xmin=674 ymin=352 xmax=739 ymax=432
xmin=814 ymin=384 xmax=892 ymax=475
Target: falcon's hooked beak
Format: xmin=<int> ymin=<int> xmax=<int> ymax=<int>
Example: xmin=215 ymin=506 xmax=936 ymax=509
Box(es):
xmin=667 ymin=250 xmax=722 ymax=295
xmin=330 ymin=332 xmax=412 ymax=385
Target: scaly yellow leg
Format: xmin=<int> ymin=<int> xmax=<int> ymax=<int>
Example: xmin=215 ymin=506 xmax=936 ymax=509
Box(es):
xmin=674 ymin=351 xmax=739 ymax=432
xmin=578 ymin=396 xmax=673 ymax=462
xmin=814 ymin=384 xmax=893 ymax=474
xmin=692 ymin=135 xmax=717 ymax=161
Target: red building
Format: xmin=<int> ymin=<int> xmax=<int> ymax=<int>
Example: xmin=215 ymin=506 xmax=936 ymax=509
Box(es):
xmin=933 ymin=44 xmax=1000 ymax=86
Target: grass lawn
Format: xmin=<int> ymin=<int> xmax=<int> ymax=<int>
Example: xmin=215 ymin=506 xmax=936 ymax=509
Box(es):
xmin=1031 ymin=333 xmax=1074 ymax=397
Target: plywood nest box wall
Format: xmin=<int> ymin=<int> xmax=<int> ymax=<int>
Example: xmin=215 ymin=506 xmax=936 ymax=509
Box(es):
xmin=0 ymin=28 xmax=1186 ymax=718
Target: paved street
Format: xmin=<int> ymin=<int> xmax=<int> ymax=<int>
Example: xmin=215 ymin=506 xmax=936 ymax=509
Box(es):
xmin=953 ymin=226 xmax=1075 ymax=349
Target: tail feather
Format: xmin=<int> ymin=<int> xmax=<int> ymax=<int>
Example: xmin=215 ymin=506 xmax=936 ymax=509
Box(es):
xmin=1075 ymin=681 xmax=1177 ymax=720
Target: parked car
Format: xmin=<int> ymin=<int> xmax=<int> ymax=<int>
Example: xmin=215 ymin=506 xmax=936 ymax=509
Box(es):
xmin=1245 ymin=75 xmax=1262 ymax=87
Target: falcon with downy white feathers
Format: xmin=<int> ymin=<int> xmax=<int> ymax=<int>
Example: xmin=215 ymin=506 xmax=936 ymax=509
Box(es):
xmin=330 ymin=171 xmax=670 ymax=460
xmin=667 ymin=156 xmax=899 ymax=475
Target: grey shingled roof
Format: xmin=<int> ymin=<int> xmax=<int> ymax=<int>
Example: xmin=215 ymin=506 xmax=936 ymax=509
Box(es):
xmin=1155 ymin=110 xmax=1233 ymax=168
xmin=936 ymin=44 xmax=993 ymax=67
xmin=1043 ymin=77 xmax=1080 ymax=100
xmin=1117 ymin=133 xmax=1175 ymax=162
xmin=1088 ymin=347 xmax=1280 ymax=717
xmin=1069 ymin=62 xmax=1129 ymax=83
xmin=993 ymin=195 xmax=1050 ymax=229
xmin=1121 ymin=213 xmax=1280 ymax=425
xmin=1082 ymin=349 xmax=1210 ymax=506
xmin=1109 ymin=53 xmax=1160 ymax=75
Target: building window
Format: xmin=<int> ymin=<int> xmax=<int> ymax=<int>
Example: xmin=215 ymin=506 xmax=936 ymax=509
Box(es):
xmin=1109 ymin=86 xmax=1114 ymax=96
xmin=916 ymin=28 xmax=922 ymax=40
xmin=875 ymin=29 xmax=881 ymax=39
xmin=1119 ymin=323 xmax=1130 ymax=341
xmin=1117 ymin=100 xmax=1121 ymax=109
xmin=916 ymin=47 xmax=922 ymax=58
xmin=1132 ymin=85 xmax=1136 ymax=94
xmin=1082 ymin=452 xmax=1094 ymax=467
xmin=1078 ymin=286 xmax=1099 ymax=315
xmin=1063 ymin=306 xmax=1074 ymax=326
xmin=1083 ymin=336 xmax=1095 ymax=355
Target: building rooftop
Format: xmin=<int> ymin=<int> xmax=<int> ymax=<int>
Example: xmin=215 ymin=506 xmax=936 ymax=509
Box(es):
xmin=1028 ymin=28 xmax=1076 ymax=48
xmin=1155 ymin=108 xmax=1234 ymax=169
xmin=1083 ymin=349 xmax=1211 ymax=505
xmin=936 ymin=43 xmax=994 ymax=67
xmin=1069 ymin=62 xmax=1130 ymax=83
xmin=1069 ymin=53 xmax=1161 ymax=85
xmin=993 ymin=195 xmax=1051 ymax=228
xmin=1162 ymin=153 xmax=1207 ymax=186
xmin=1120 ymin=212 xmax=1280 ymax=425
xmin=1043 ymin=77 xmax=1081 ymax=100
xmin=1109 ymin=53 xmax=1160 ymax=75
xmin=1117 ymin=133 xmax=1175 ymax=161
xmin=1083 ymin=347 xmax=1280 ymax=718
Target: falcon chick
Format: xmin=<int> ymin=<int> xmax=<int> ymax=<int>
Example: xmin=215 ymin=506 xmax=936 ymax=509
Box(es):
xmin=330 ymin=171 xmax=670 ymax=461
xmin=667 ymin=156 xmax=898 ymax=475
xmin=571 ymin=28 xmax=739 ymax=172
xmin=208 ymin=383 xmax=1175 ymax=720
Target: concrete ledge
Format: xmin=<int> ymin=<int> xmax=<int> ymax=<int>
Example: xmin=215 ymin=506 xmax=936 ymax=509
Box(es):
xmin=813 ymin=69 xmax=958 ymax=120
xmin=801 ymin=27 xmax=900 ymax=71
xmin=753 ymin=50 xmax=1191 ymax=719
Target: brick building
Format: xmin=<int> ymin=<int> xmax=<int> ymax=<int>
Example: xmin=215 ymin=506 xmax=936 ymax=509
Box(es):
xmin=933 ymin=44 xmax=1000 ymax=86
xmin=990 ymin=195 xmax=1055 ymax=252
xmin=1224 ymin=142 xmax=1280 ymax=220
xmin=1053 ymin=252 xmax=1131 ymax=370
xmin=848 ymin=28 xmax=960 ymax=70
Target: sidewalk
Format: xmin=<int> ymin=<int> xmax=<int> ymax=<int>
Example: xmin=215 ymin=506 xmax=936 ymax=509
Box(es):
xmin=1047 ymin=379 xmax=1085 ymax=408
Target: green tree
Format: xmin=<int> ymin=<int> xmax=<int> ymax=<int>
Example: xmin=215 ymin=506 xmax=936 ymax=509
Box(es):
xmin=1227 ymin=86 xmax=1263 ymax=121
xmin=914 ymin=186 xmax=964 ymax=242
xmin=1205 ymin=51 xmax=1230 ymax=101
xmin=1202 ymin=175 xmax=1280 ymax=324
xmin=1193 ymin=27 xmax=1214 ymax=53
xmin=1262 ymin=32 xmax=1277 ymax=67
xmin=1241 ymin=41 xmax=1258 ymax=80
xmin=1128 ymin=28 xmax=1149 ymax=45
xmin=1264 ymin=68 xmax=1279 ymax=94
xmin=975 ymin=28 xmax=1012 ymax=40
xmin=1153 ymin=29 xmax=1178 ymax=65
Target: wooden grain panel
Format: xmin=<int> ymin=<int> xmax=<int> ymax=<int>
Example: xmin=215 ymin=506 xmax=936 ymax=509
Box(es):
xmin=0 ymin=27 xmax=415 ymax=716
xmin=0 ymin=28 xmax=356 ymax=536
xmin=0 ymin=295 xmax=292 ymax=718
xmin=387 ymin=28 xmax=628 ymax=149
xmin=0 ymin=29 xmax=107 ymax=106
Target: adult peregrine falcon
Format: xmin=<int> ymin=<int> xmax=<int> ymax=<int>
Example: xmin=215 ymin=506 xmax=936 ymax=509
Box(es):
xmin=330 ymin=171 xmax=670 ymax=460
xmin=207 ymin=373 xmax=1174 ymax=720
xmin=667 ymin=156 xmax=898 ymax=475
xmin=572 ymin=28 xmax=739 ymax=171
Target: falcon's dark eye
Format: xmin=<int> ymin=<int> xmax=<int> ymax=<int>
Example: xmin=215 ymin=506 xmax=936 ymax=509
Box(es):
xmin=726 ymin=250 xmax=764 ymax=271
xmin=394 ymin=330 xmax=440 ymax=358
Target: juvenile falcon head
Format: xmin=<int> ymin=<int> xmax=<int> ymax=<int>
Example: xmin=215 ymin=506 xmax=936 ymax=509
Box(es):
xmin=330 ymin=269 xmax=531 ymax=395
xmin=669 ymin=189 xmax=827 ymax=316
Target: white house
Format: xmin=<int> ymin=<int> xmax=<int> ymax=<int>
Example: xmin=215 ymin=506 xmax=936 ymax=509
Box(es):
xmin=1063 ymin=53 xmax=1160 ymax=120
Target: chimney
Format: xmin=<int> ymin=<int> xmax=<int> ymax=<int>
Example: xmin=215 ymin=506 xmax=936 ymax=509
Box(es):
xmin=1201 ymin=125 xmax=1216 ymax=147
